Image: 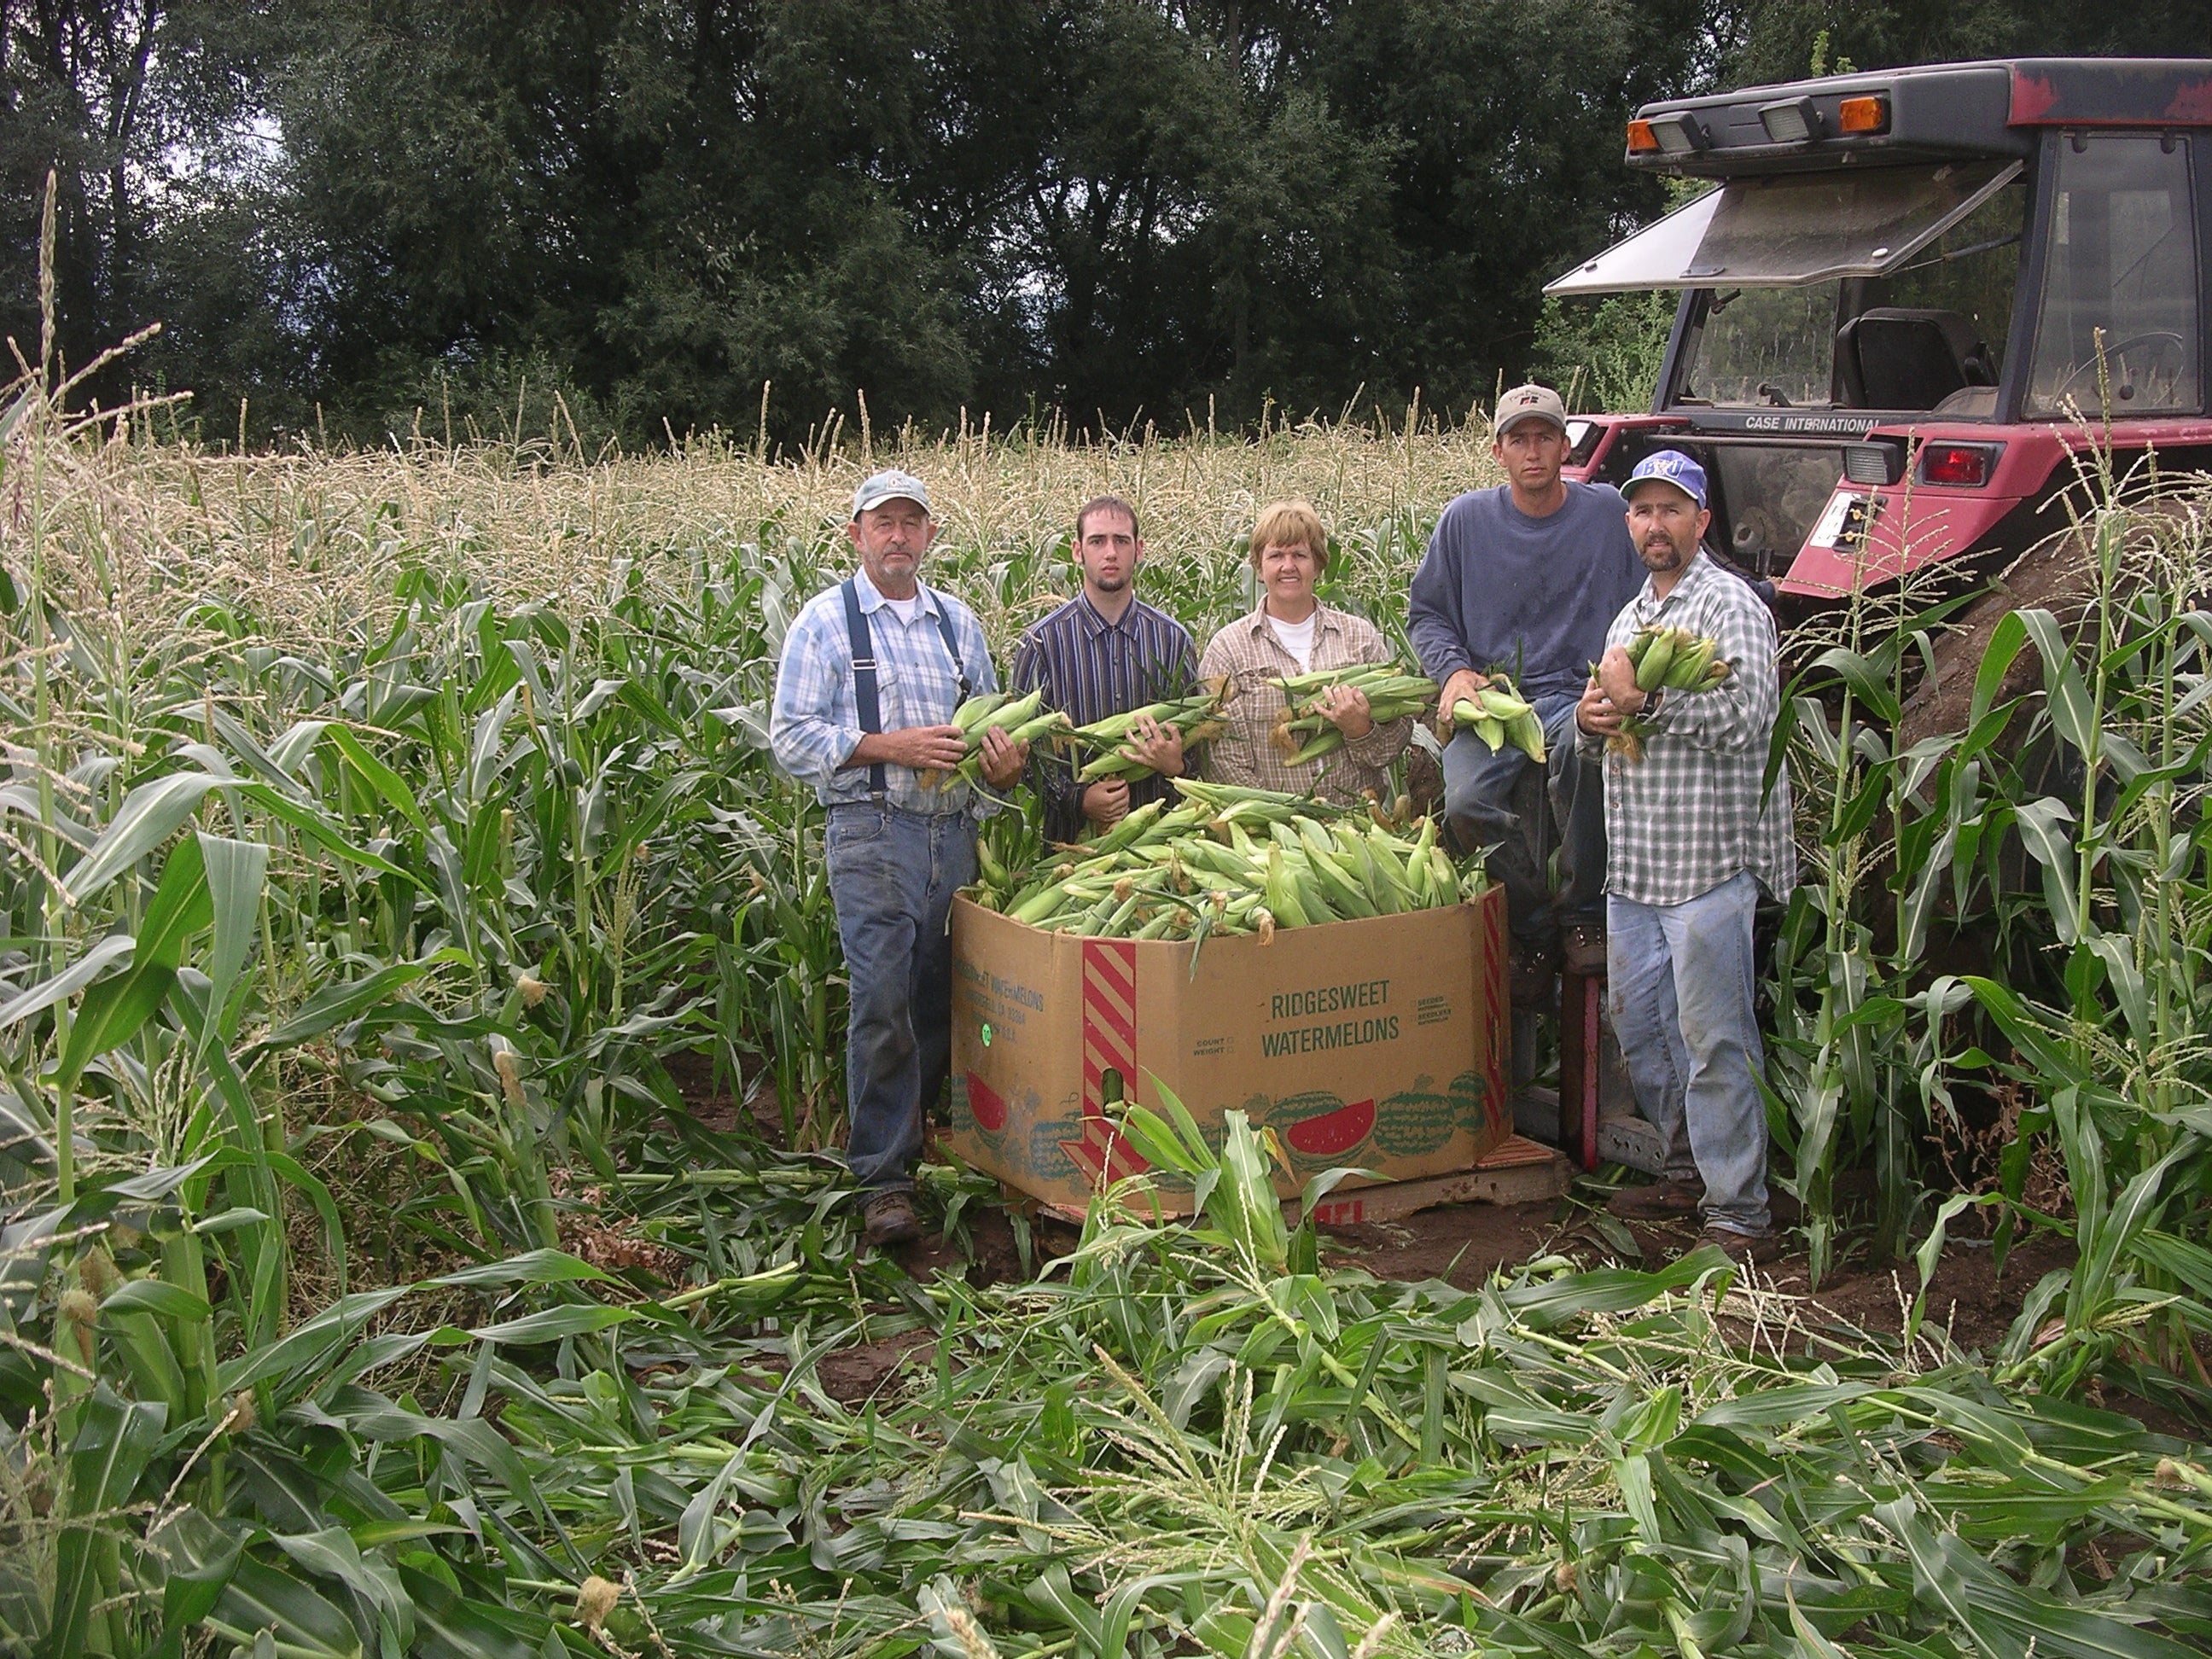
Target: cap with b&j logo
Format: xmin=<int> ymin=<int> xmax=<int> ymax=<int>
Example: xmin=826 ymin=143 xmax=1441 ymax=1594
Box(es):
xmin=1619 ymin=450 xmax=1708 ymax=510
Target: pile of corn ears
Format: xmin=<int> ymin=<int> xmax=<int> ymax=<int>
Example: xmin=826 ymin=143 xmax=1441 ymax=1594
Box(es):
xmin=968 ymin=778 xmax=1482 ymax=940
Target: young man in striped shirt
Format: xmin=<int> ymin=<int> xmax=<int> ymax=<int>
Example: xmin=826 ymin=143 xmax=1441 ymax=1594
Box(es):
xmin=1011 ymin=496 xmax=1200 ymax=842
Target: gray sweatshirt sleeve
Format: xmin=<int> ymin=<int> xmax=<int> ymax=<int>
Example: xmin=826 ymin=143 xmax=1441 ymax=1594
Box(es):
xmin=1407 ymin=509 xmax=1472 ymax=684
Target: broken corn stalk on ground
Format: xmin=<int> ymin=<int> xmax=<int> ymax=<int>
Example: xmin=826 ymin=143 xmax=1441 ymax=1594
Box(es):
xmin=1267 ymin=661 xmax=1435 ymax=765
xmin=1604 ymin=624 xmax=1733 ymax=761
xmin=1440 ymin=672 xmax=1545 ymax=762
xmin=967 ymin=777 xmax=1483 ymax=939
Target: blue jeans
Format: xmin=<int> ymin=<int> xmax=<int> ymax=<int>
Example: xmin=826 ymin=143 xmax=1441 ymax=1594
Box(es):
xmin=1442 ymin=691 xmax=1604 ymax=944
xmin=1607 ymin=870 xmax=1771 ymax=1235
xmin=824 ymin=802 xmax=977 ymax=1194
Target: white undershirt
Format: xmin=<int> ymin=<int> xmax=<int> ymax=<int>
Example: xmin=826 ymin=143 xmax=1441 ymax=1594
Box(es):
xmin=1268 ymin=611 xmax=1317 ymax=672
xmin=881 ymin=594 xmax=923 ymax=626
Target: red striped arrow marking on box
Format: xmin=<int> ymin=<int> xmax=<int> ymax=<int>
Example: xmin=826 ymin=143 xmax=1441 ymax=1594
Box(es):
xmin=1061 ymin=939 xmax=1150 ymax=1186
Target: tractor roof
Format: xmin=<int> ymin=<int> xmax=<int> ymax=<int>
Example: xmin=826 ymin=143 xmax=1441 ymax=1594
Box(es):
xmin=1627 ymin=58 xmax=2212 ymax=177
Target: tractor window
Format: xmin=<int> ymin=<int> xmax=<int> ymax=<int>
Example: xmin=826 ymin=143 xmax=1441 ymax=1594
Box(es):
xmin=2026 ymin=137 xmax=2199 ymax=417
xmin=1679 ymin=284 xmax=1840 ymax=407
xmin=1674 ymin=181 xmax=2029 ymax=412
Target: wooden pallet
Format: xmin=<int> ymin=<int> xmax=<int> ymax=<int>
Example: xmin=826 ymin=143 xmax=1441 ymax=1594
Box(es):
xmin=1022 ymin=1133 xmax=1572 ymax=1228
xmin=1300 ymin=1136 xmax=1572 ymax=1226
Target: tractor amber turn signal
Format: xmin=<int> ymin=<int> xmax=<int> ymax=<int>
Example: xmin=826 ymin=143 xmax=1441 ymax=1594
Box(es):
xmin=1627 ymin=119 xmax=1659 ymax=154
xmin=1837 ymin=95 xmax=1889 ymax=135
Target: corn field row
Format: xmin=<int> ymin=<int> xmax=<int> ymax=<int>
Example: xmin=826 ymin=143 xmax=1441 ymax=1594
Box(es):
xmin=0 ymin=335 xmax=2208 ymax=1658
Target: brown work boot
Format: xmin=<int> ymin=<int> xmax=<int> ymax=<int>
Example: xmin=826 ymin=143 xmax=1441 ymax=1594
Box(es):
xmin=862 ymin=1189 xmax=922 ymax=1248
xmin=1695 ymin=1225 xmax=1781 ymax=1266
xmin=1605 ymin=1178 xmax=1704 ymax=1220
xmin=1560 ymin=921 xmax=1608 ymax=976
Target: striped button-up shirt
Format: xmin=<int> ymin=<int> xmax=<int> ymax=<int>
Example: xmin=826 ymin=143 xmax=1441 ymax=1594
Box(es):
xmin=1197 ymin=604 xmax=1413 ymax=803
xmin=1010 ymin=592 xmax=1198 ymax=842
xmin=1579 ymin=552 xmax=1797 ymax=905
xmin=769 ymin=566 xmax=999 ymax=814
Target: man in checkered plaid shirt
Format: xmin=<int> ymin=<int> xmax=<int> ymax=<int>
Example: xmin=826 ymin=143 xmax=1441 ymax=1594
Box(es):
xmin=1576 ymin=451 xmax=1796 ymax=1266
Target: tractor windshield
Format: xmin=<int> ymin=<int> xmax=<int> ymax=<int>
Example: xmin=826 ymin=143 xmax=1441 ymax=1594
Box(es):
xmin=1549 ymin=158 xmax=2020 ymax=294
xmin=2025 ymin=135 xmax=2200 ymax=416
xmin=1674 ymin=178 xmax=2028 ymax=411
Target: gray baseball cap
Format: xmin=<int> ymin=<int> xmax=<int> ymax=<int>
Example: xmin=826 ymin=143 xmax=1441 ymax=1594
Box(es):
xmin=1492 ymin=383 xmax=1568 ymax=439
xmin=852 ymin=469 xmax=931 ymax=519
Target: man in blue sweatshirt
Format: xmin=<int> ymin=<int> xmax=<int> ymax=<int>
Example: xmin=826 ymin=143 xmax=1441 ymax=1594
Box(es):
xmin=1409 ymin=383 xmax=1644 ymax=990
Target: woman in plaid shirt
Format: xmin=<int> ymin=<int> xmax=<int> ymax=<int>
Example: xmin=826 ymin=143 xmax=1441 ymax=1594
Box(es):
xmin=1199 ymin=500 xmax=1412 ymax=803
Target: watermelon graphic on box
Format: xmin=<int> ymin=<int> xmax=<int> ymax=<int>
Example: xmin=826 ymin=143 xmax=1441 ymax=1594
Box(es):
xmin=1372 ymin=1074 xmax=1454 ymax=1157
xmin=1267 ymin=1090 xmax=1378 ymax=1175
xmin=962 ymin=1070 xmax=1011 ymax=1153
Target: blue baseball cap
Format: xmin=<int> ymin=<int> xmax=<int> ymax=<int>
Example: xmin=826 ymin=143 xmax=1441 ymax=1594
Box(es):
xmin=1620 ymin=450 xmax=1708 ymax=510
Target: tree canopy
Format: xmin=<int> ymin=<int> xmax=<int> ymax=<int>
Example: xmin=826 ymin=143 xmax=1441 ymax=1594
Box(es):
xmin=3 ymin=0 xmax=2203 ymax=447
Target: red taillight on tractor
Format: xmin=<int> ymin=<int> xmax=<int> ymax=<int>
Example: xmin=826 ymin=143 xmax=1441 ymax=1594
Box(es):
xmin=1919 ymin=442 xmax=2000 ymax=486
xmin=1627 ymin=119 xmax=1659 ymax=154
xmin=1837 ymin=95 xmax=1889 ymax=135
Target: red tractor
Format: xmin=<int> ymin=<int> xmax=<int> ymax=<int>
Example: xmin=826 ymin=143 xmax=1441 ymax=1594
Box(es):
xmin=1551 ymin=57 xmax=2212 ymax=605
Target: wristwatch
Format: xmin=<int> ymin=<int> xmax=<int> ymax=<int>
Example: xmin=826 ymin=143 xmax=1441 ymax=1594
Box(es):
xmin=1639 ymin=687 xmax=1665 ymax=721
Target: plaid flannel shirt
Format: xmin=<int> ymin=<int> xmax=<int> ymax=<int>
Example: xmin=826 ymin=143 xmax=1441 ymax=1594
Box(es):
xmin=1197 ymin=604 xmax=1412 ymax=802
xmin=768 ymin=566 xmax=1000 ymax=814
xmin=1580 ymin=552 xmax=1797 ymax=905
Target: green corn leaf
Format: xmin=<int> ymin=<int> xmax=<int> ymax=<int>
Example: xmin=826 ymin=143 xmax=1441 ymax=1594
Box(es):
xmin=465 ymin=1304 xmax=630 ymax=1345
xmin=2017 ymin=607 xmax=2105 ymax=764
xmin=206 ymin=1552 xmax=366 ymax=1659
xmin=428 ymin=1249 xmax=615 ymax=1289
xmin=144 ymin=1529 xmax=242 ymax=1659
xmin=1808 ymin=645 xmax=1901 ymax=725
xmin=0 ymin=933 xmax=134 ymax=1031
xmin=59 ymin=833 xmax=212 ymax=1086
xmin=52 ymin=1385 xmax=168 ymax=1659
xmin=61 ymin=771 xmax=226 ymax=903
xmin=266 ymin=1528 xmax=415 ymax=1657
xmin=2011 ymin=797 xmax=2081 ymax=944
xmin=198 ymin=832 xmax=270 ymax=1046
xmin=101 ymin=1278 xmax=212 ymax=1322
xmin=324 ymin=725 xmax=429 ymax=831
xmin=1968 ymin=608 xmax=2029 ymax=731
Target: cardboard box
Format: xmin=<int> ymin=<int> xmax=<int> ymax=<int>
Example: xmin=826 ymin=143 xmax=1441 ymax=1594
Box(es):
xmin=947 ymin=889 xmax=1510 ymax=1211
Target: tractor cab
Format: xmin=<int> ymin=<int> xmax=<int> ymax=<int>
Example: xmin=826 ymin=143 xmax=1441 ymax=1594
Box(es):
xmin=1549 ymin=58 xmax=2212 ymax=600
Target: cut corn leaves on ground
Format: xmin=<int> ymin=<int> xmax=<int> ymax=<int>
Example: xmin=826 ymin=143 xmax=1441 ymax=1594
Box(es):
xmin=1439 ymin=672 xmax=1546 ymax=763
xmin=969 ymin=777 xmax=1483 ymax=940
xmin=923 ymin=686 xmax=1074 ymax=789
xmin=1602 ymin=624 xmax=1733 ymax=761
xmin=1266 ymin=661 xmax=1435 ymax=765
xmin=1069 ymin=678 xmax=1234 ymax=782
